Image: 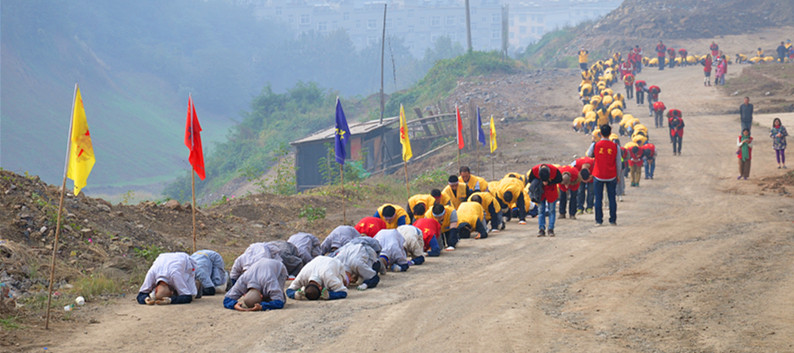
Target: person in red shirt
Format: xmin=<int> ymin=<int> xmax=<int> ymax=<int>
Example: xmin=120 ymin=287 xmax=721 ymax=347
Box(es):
xmin=412 ymin=217 xmax=441 ymax=257
xmin=633 ymin=45 xmax=643 ymax=73
xmin=527 ymin=164 xmax=563 ymax=237
xmin=635 ymin=80 xmax=646 ymax=105
xmin=646 ymin=85 xmax=661 ymax=117
xmin=669 ymin=110 xmax=685 ymax=155
xmin=623 ymin=73 xmax=635 ymax=100
xmin=710 ymin=41 xmax=719 ymax=57
xmin=678 ymin=48 xmax=688 ymax=66
xmin=656 ymin=41 xmax=667 ymax=70
xmin=653 ymin=101 xmax=666 ymax=128
xmin=587 ymin=125 xmax=622 ymax=225
xmin=572 ymin=156 xmax=595 ymax=215
xmin=642 ymin=142 xmax=657 ymax=179
xmin=667 ymin=47 xmax=677 ymax=68
xmin=558 ymin=165 xmax=581 ymax=220
xmin=355 ymin=216 xmax=386 ymax=237
xmin=627 ymin=144 xmax=644 ymax=187
xmin=701 ymin=54 xmax=712 ymax=86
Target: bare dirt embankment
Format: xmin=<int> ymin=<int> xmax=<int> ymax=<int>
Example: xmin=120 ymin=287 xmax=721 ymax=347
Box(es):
xmin=4 ymin=31 xmax=794 ymax=351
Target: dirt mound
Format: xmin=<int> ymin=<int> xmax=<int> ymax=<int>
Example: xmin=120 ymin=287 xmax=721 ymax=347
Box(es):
xmin=593 ymin=0 xmax=794 ymax=40
xmin=720 ymin=64 xmax=794 ymax=114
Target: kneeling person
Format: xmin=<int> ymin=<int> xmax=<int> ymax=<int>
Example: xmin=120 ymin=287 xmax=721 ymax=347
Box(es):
xmin=286 ymin=256 xmax=352 ymax=300
xmin=223 ymin=258 xmax=288 ymax=311
xmin=137 ymin=252 xmax=198 ymax=305
xmin=456 ymin=201 xmax=488 ymax=239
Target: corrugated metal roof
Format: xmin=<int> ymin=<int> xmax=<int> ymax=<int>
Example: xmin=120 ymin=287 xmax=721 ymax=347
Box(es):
xmin=290 ymin=116 xmax=399 ymax=145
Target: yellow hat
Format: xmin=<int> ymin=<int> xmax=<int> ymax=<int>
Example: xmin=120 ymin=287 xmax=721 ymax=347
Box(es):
xmin=609 ymin=133 xmax=620 ymax=141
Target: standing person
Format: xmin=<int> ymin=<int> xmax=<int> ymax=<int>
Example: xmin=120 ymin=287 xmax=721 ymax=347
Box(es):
xmin=701 ymin=54 xmax=713 ymax=86
xmin=626 ymin=142 xmax=643 ymax=187
xmin=642 ymin=141 xmax=657 ymax=179
xmin=635 ymin=80 xmax=646 ymax=105
xmin=587 ymin=125 xmax=622 ymax=226
xmin=653 ymin=101 xmax=666 ymax=128
xmin=557 ymin=165 xmax=580 ymax=220
xmin=527 ymin=164 xmax=563 ymax=237
xmin=670 ymin=111 xmax=685 ymax=155
xmin=667 ymin=47 xmax=677 ymax=68
xmin=656 ymin=40 xmax=667 ymax=70
xmin=740 ymin=97 xmax=754 ymax=133
xmin=647 ymin=85 xmax=661 ymax=117
xmin=578 ymin=48 xmax=589 ymax=71
xmin=737 ymin=129 xmax=753 ymax=180
xmin=777 ymin=42 xmax=787 ymax=63
xmin=770 ymin=118 xmax=788 ymax=169
xmin=572 ymin=156 xmax=594 ymax=215
xmin=710 ymin=41 xmax=719 ymax=57
xmin=623 ymin=73 xmax=635 ymax=100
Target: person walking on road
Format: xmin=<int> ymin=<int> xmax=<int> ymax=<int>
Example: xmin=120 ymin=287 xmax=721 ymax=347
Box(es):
xmin=587 ymin=125 xmax=622 ymax=226
xmin=770 ymin=118 xmax=788 ymax=169
xmin=656 ymin=41 xmax=667 ymax=70
xmin=740 ymin=97 xmax=754 ymax=133
xmin=737 ymin=128 xmax=754 ymax=180
xmin=669 ymin=110 xmax=685 ymax=155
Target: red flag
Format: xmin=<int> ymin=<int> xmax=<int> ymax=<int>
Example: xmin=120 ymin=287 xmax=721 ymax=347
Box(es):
xmin=456 ymin=105 xmax=465 ymax=150
xmin=184 ymin=95 xmax=205 ymax=180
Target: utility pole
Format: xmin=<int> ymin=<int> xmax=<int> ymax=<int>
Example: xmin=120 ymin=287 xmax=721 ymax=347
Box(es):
xmin=501 ymin=4 xmax=509 ymax=58
xmin=380 ymin=4 xmax=387 ymax=124
xmin=465 ymin=0 xmax=472 ymax=53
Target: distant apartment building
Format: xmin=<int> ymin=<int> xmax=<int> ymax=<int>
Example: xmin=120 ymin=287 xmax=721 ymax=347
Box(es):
xmin=250 ymin=0 xmax=620 ymax=56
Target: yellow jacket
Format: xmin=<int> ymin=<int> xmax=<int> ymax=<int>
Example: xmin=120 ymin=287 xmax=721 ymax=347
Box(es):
xmin=376 ymin=204 xmax=408 ymax=229
xmin=456 ymin=202 xmax=484 ymax=228
xmin=469 ymin=191 xmax=501 ymax=218
xmin=459 ymin=175 xmax=488 ymax=193
xmin=424 ymin=205 xmax=456 ymax=232
xmin=495 ymin=177 xmax=524 ymax=209
xmin=578 ymin=50 xmax=589 ymax=63
xmin=407 ymin=194 xmax=436 ymax=220
xmin=441 ymin=183 xmax=469 ymax=209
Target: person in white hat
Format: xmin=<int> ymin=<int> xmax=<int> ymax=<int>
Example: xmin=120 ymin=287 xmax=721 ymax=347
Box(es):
xmin=137 ymin=252 xmax=198 ymax=305
xmin=223 ymin=258 xmax=287 ymax=311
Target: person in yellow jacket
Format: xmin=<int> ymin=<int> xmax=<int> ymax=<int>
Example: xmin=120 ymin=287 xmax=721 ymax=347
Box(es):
xmin=618 ymin=114 xmax=634 ymax=136
xmin=469 ymin=191 xmax=501 ymax=232
xmin=610 ymin=108 xmax=623 ymax=125
xmin=596 ymin=108 xmax=610 ymax=127
xmin=455 ymin=201 xmax=488 ymax=239
xmin=373 ymin=204 xmax=408 ymax=229
xmin=503 ymin=172 xmax=526 ymax=186
xmin=425 ymin=204 xmax=458 ymax=251
xmin=441 ymin=175 xmax=470 ymax=209
xmin=458 ymin=166 xmax=488 ymax=193
xmin=584 ymin=111 xmax=597 ymax=134
xmin=406 ymin=189 xmax=441 ymax=223
xmin=494 ymin=176 xmax=528 ymax=226
xmin=572 ymin=116 xmax=586 ymax=133
xmin=578 ymin=48 xmax=589 ymax=70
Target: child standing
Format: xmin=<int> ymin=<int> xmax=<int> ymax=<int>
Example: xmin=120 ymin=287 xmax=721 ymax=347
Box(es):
xmin=701 ymin=54 xmax=712 ymax=86
xmin=770 ymin=118 xmax=788 ymax=169
xmin=737 ymin=129 xmax=753 ymax=179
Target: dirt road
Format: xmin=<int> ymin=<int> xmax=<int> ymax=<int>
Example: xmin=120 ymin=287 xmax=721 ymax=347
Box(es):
xmin=26 ymin=62 xmax=794 ymax=352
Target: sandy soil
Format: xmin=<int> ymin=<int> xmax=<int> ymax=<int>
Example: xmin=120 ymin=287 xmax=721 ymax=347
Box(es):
xmin=11 ymin=56 xmax=794 ymax=353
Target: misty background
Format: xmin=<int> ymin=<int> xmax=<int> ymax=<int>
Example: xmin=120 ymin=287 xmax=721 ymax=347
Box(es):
xmin=0 ymin=0 xmax=619 ymax=200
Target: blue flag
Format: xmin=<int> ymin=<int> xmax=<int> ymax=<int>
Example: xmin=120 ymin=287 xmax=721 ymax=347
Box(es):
xmin=334 ymin=98 xmax=350 ymax=165
xmin=477 ymin=107 xmax=487 ymax=147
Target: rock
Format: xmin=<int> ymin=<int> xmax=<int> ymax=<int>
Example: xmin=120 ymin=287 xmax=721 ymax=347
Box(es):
xmin=115 ymin=211 xmax=123 ymax=217
xmin=97 ymin=204 xmax=111 ymax=213
xmin=80 ymin=228 xmax=93 ymax=235
xmin=164 ymin=200 xmax=181 ymax=210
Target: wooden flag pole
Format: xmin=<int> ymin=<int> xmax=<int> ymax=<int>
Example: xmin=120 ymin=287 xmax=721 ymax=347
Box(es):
xmin=457 ymin=149 xmax=461 ymax=173
xmin=492 ymin=151 xmax=495 ymax=180
xmin=191 ymin=171 xmax=197 ymax=253
xmin=403 ymin=161 xmax=410 ymax=195
xmin=340 ymin=164 xmax=346 ymax=224
xmin=476 ymin=142 xmax=481 ymax=175
xmin=45 ymin=84 xmax=78 ymax=330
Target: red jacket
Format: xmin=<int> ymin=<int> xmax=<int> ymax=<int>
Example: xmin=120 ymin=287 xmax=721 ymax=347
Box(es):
xmin=669 ymin=117 xmax=685 ymax=137
xmin=653 ymin=101 xmax=666 ymax=112
xmin=413 ymin=217 xmax=441 ymax=250
xmin=355 ymin=216 xmax=386 ymax=237
xmin=648 ymin=85 xmax=661 ymax=100
xmin=656 ymin=43 xmax=666 ymax=56
xmin=635 ymin=80 xmax=646 ymax=92
xmin=528 ymin=164 xmax=562 ymax=203
xmin=667 ymin=48 xmax=676 ymax=58
xmin=642 ymin=143 xmax=656 ymax=159
xmin=592 ymin=139 xmax=620 ymax=181
xmin=573 ymin=156 xmax=595 ymax=183
xmin=628 ymin=146 xmax=643 ymax=167
xmin=703 ymin=58 xmax=712 ymax=72
xmin=558 ymin=165 xmax=580 ymax=192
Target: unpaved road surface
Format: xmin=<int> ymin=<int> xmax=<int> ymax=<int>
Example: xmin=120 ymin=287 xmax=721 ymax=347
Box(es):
xmin=20 ymin=63 xmax=794 ymax=353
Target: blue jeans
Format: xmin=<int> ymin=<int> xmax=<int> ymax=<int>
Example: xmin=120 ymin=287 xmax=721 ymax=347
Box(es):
xmin=644 ymin=158 xmax=655 ymax=178
xmin=594 ymin=179 xmax=617 ymax=224
xmin=577 ymin=181 xmax=594 ymax=211
xmin=538 ymin=200 xmax=557 ymax=230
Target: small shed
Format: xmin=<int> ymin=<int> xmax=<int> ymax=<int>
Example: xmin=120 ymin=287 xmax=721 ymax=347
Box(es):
xmin=290 ymin=117 xmax=401 ymax=192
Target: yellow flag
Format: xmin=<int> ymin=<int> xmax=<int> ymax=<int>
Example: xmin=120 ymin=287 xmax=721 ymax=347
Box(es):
xmin=399 ymin=104 xmax=412 ymax=162
xmin=489 ymin=115 xmax=497 ymax=153
xmin=66 ymin=85 xmax=95 ymax=195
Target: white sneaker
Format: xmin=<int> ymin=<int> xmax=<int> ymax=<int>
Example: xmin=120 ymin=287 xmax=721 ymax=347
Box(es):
xmin=619 ymin=196 xmax=624 ymax=202
xmin=444 ymin=246 xmax=455 ymax=251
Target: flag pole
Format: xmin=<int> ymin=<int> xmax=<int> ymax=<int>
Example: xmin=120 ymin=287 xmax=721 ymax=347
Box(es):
xmin=340 ymin=164 xmax=346 ymax=224
xmin=45 ymin=83 xmax=78 ymax=330
xmin=191 ymin=171 xmax=197 ymax=253
xmin=403 ymin=161 xmax=410 ymax=195
xmin=491 ymin=151 xmax=495 ymax=180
